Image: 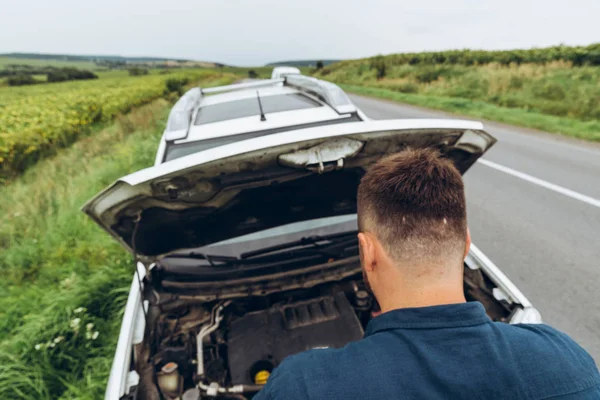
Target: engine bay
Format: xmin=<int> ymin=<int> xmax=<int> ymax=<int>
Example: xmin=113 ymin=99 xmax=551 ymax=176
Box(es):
xmin=138 ymin=278 xmax=373 ymax=400
xmin=136 ymin=266 xmax=512 ymax=400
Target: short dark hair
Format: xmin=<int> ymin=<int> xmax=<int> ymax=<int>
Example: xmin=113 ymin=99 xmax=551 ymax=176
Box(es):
xmin=357 ymin=148 xmax=467 ymax=264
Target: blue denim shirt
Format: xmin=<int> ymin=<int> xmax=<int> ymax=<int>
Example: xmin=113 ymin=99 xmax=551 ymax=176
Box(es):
xmin=253 ymin=302 xmax=599 ymax=400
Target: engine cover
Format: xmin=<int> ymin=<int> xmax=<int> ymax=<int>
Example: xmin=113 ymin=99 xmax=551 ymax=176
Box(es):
xmin=226 ymin=292 xmax=364 ymax=384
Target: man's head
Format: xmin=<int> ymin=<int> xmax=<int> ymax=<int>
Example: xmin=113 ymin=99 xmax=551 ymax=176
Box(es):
xmin=356 ymin=148 xmax=471 ymax=310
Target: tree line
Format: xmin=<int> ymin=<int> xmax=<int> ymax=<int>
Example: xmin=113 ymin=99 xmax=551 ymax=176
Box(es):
xmin=370 ymin=43 xmax=600 ymax=67
xmin=3 ymin=65 xmax=98 ymax=86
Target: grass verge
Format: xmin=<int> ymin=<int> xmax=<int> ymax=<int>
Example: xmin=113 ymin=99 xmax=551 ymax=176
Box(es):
xmin=0 ymin=74 xmax=238 ymax=399
xmin=341 ymin=84 xmax=600 ymax=142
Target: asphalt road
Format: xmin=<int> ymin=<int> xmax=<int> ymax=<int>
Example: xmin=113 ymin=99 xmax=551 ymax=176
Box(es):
xmin=350 ymin=94 xmax=600 ymax=361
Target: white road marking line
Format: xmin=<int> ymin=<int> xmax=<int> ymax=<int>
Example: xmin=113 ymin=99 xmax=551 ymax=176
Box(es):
xmin=477 ymin=159 xmax=600 ymax=209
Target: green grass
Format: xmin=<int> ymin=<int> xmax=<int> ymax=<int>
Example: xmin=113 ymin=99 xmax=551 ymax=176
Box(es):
xmin=315 ymin=61 xmax=600 ymax=142
xmin=0 ymin=56 xmax=98 ymax=69
xmin=0 ymin=74 xmax=239 ymax=399
xmin=341 ymin=84 xmax=600 ymax=142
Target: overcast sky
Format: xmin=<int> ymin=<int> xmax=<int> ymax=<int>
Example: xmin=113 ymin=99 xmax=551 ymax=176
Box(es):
xmin=2 ymin=0 xmax=599 ymax=65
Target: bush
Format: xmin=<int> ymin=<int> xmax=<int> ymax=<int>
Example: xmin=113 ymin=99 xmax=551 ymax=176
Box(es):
xmin=248 ymin=69 xmax=258 ymax=78
xmin=47 ymin=71 xmax=69 ymax=83
xmin=532 ymin=81 xmax=566 ymax=101
xmin=316 ymin=60 xmax=324 ymax=70
xmin=415 ymin=68 xmax=443 ymax=83
xmin=370 ymin=55 xmax=387 ymax=80
xmin=164 ymin=77 xmax=189 ymax=95
xmin=48 ymin=68 xmax=98 ymax=83
xmin=128 ymin=67 xmax=149 ymax=76
xmin=7 ymin=74 xmax=37 ymax=86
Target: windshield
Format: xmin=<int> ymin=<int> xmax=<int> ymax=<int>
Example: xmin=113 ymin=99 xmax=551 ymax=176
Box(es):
xmin=194 ymin=93 xmax=321 ymax=125
xmin=168 ymin=215 xmax=357 ymax=260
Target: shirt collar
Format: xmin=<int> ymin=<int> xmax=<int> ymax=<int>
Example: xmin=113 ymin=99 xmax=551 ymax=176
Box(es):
xmin=365 ymin=301 xmax=491 ymax=336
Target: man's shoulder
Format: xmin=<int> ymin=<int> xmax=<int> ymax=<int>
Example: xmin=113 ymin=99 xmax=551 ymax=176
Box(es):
xmin=492 ymin=322 xmax=599 ymax=384
xmin=495 ymin=322 xmax=591 ymax=357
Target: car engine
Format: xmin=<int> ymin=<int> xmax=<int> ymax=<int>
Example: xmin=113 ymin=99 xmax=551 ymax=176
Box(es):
xmin=145 ymin=280 xmax=373 ymax=400
xmin=226 ymin=292 xmax=364 ymax=385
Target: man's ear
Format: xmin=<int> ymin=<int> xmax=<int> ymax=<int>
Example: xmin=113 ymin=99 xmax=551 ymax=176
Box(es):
xmin=358 ymin=232 xmax=376 ymax=272
xmin=464 ymin=227 xmax=471 ymax=259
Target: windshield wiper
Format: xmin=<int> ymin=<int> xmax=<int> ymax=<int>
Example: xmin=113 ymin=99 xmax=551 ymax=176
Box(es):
xmin=163 ymin=231 xmax=358 ymax=267
xmin=239 ymin=231 xmax=357 ymax=259
xmin=163 ymin=252 xmax=237 ymax=267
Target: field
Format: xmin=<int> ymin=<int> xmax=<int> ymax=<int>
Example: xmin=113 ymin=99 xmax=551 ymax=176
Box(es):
xmin=0 ymin=56 xmax=99 ymax=69
xmin=0 ymin=69 xmax=224 ymax=180
xmin=314 ymin=45 xmax=600 ymax=141
xmin=0 ymin=72 xmax=239 ymax=399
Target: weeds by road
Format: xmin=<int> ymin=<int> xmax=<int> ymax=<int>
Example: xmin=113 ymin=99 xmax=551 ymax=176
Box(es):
xmin=314 ymin=60 xmax=600 ymax=142
xmin=340 ymin=84 xmax=600 ymax=142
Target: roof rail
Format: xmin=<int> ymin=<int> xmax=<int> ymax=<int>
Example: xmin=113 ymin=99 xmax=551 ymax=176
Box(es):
xmin=163 ymin=87 xmax=202 ymax=141
xmin=284 ymin=75 xmax=356 ymax=115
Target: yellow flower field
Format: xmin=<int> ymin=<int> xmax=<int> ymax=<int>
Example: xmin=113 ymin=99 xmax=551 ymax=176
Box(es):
xmin=0 ymin=69 xmax=218 ymax=180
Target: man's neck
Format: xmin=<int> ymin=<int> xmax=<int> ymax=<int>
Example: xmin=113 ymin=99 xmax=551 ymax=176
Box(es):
xmin=376 ymin=280 xmax=466 ymax=312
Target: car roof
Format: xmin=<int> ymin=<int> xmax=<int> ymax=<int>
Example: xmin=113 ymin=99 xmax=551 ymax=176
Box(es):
xmin=178 ymin=84 xmax=342 ymax=143
xmin=182 ymin=106 xmax=345 ymax=143
xmin=199 ymin=84 xmax=299 ymax=106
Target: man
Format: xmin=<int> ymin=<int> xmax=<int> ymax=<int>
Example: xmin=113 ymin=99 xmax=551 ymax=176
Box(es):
xmin=254 ymin=148 xmax=600 ymax=399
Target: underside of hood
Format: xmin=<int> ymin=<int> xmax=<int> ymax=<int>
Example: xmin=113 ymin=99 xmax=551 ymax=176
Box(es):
xmin=82 ymin=119 xmax=495 ymax=260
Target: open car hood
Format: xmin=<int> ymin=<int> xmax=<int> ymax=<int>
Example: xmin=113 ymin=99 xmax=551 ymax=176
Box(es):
xmin=83 ymin=119 xmax=495 ymax=261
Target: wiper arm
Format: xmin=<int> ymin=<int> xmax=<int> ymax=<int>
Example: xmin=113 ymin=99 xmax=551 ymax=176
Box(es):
xmin=163 ymin=231 xmax=358 ymax=267
xmin=240 ymin=231 xmax=358 ymax=259
xmin=163 ymin=252 xmax=238 ymax=267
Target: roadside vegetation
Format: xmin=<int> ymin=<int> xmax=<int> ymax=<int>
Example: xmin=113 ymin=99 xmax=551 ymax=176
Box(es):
xmin=314 ymin=44 xmax=600 ymax=141
xmin=0 ymin=73 xmax=238 ymax=399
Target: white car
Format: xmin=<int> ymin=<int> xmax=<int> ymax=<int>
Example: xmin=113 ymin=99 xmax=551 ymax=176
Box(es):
xmin=83 ymin=74 xmax=542 ymax=400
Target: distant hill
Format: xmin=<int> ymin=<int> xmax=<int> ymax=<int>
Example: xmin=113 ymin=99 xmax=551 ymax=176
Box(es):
xmin=1 ymin=52 xmax=192 ymax=63
xmin=0 ymin=53 xmax=220 ymax=70
xmin=266 ymin=59 xmax=342 ymax=67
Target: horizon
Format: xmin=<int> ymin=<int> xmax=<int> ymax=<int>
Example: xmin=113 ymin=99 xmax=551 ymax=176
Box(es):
xmin=3 ymin=41 xmax=599 ymax=67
